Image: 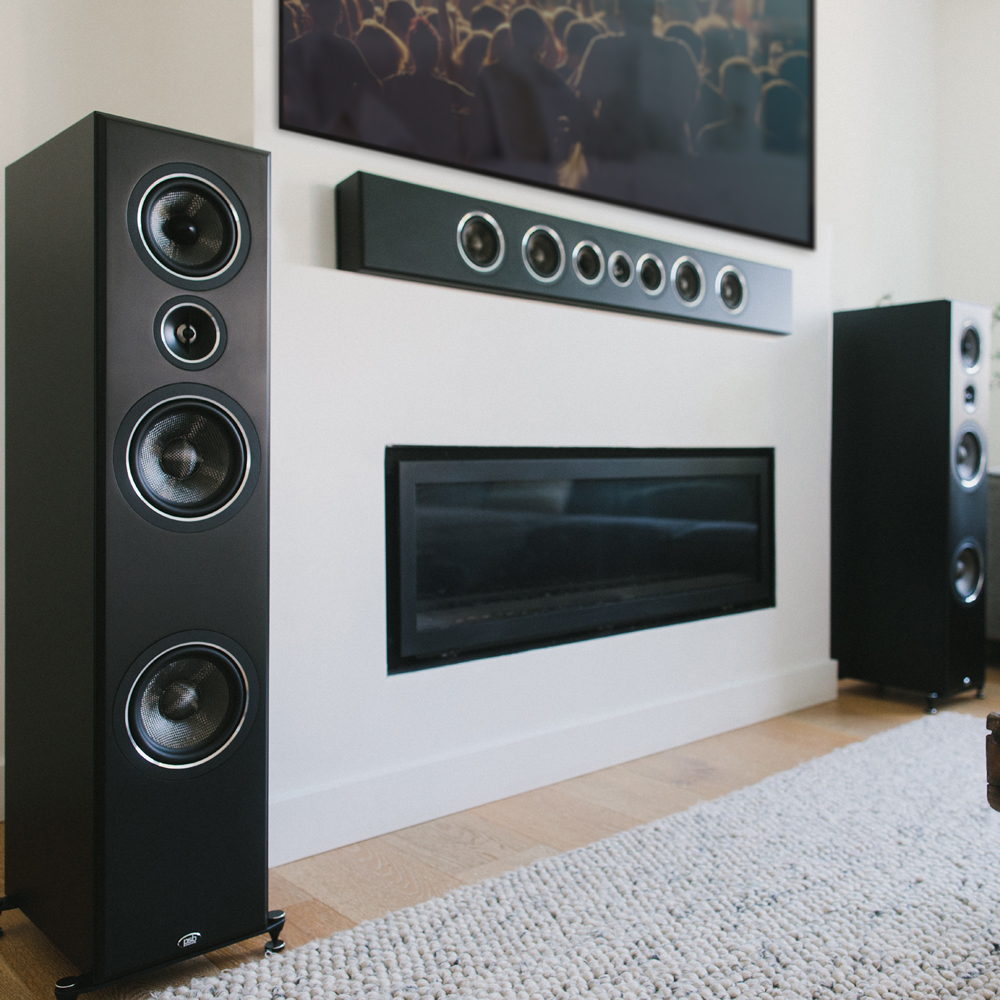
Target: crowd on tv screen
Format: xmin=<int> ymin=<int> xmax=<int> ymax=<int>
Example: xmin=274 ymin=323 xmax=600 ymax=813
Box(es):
xmin=282 ymin=0 xmax=809 ymax=191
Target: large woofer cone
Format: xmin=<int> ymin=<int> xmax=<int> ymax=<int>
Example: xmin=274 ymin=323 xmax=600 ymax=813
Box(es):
xmin=955 ymin=428 xmax=984 ymax=487
xmin=952 ymin=541 xmax=984 ymax=603
xmin=128 ymin=164 xmax=250 ymax=289
xmin=142 ymin=177 xmax=237 ymax=277
xmin=126 ymin=644 xmax=249 ymax=767
xmin=128 ymin=398 xmax=249 ymax=519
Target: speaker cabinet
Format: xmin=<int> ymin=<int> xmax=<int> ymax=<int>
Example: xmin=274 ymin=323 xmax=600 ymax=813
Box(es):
xmin=832 ymin=300 xmax=989 ymax=710
xmin=4 ymin=113 xmax=278 ymax=995
xmin=336 ymin=172 xmax=793 ymax=336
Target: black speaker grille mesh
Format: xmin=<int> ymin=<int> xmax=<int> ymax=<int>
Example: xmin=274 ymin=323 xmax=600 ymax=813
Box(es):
xmin=128 ymin=646 xmax=247 ymax=766
xmin=130 ymin=400 xmax=246 ymax=517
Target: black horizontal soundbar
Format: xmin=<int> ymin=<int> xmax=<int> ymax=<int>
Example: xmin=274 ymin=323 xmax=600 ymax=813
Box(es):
xmin=336 ymin=172 xmax=792 ymax=336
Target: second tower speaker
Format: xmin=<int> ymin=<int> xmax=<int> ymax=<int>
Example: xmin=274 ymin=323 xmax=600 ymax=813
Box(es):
xmin=5 ymin=113 xmax=276 ymax=996
xmin=832 ymin=300 xmax=989 ymax=710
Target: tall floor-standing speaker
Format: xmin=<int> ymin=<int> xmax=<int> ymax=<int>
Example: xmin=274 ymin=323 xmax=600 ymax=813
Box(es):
xmin=4 ymin=113 xmax=280 ymax=998
xmin=832 ymin=300 xmax=990 ymax=711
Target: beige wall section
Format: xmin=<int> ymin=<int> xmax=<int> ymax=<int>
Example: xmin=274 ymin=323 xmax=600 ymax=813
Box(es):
xmin=0 ymin=0 xmax=256 ymax=820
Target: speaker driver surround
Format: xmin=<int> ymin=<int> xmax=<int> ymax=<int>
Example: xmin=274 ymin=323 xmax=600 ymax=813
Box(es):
xmin=672 ymin=256 xmax=705 ymax=306
xmin=572 ymin=241 xmax=604 ymax=285
xmin=155 ymin=296 xmax=227 ymax=369
xmin=457 ymin=211 xmax=504 ymax=273
xmin=952 ymin=539 xmax=984 ymax=603
xmin=955 ymin=426 xmax=985 ymax=488
xmin=114 ymin=384 xmax=262 ymax=531
xmin=521 ymin=225 xmax=565 ymax=283
xmin=637 ymin=253 xmax=666 ymax=296
xmin=961 ymin=326 xmax=981 ymax=372
xmin=608 ymin=251 xmax=633 ymax=287
xmin=717 ymin=266 xmax=747 ymax=314
xmin=127 ymin=163 xmax=251 ymax=290
xmin=126 ymin=644 xmax=249 ymax=768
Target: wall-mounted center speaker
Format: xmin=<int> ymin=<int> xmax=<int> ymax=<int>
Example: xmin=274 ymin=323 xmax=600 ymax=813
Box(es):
xmin=336 ymin=173 xmax=793 ymax=336
xmin=832 ymin=300 xmax=990 ymax=711
xmin=4 ymin=113 xmax=279 ymax=998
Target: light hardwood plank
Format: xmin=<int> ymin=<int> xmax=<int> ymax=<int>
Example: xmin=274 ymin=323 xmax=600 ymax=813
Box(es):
xmin=452 ymin=844 xmax=559 ymax=885
xmin=472 ymin=785 xmax=640 ymax=852
xmin=281 ymin=899 xmax=355 ymax=950
xmin=555 ymin=760 xmax=704 ymax=822
xmin=277 ymin=837 xmax=462 ymax=923
xmin=626 ymin=716 xmax=858 ymax=798
xmin=384 ymin=810 xmax=547 ymax=877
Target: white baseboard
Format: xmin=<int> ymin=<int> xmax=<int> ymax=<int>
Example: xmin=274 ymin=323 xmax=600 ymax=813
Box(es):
xmin=269 ymin=659 xmax=837 ymax=866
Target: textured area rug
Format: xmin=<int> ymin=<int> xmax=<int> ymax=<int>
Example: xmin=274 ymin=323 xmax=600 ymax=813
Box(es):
xmin=158 ymin=714 xmax=1000 ymax=999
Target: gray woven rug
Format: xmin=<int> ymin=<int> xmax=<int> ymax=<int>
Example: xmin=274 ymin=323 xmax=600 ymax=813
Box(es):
xmin=157 ymin=713 xmax=1000 ymax=999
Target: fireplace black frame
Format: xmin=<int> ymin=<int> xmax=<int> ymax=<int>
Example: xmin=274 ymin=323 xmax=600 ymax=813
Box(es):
xmin=386 ymin=446 xmax=775 ymax=674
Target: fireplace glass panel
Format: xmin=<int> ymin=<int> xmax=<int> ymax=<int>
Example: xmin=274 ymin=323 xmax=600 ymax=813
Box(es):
xmin=415 ymin=476 xmax=760 ymax=633
xmin=388 ymin=448 xmax=774 ymax=672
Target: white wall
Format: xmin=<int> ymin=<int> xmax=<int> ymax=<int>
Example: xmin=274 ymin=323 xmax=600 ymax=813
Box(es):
xmin=0 ymin=0 xmax=255 ymax=820
xmin=253 ymin=2 xmax=835 ymax=864
xmin=816 ymin=0 xmax=940 ymax=313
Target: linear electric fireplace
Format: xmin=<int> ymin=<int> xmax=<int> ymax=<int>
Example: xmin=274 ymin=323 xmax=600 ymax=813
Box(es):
xmin=386 ymin=447 xmax=775 ymax=673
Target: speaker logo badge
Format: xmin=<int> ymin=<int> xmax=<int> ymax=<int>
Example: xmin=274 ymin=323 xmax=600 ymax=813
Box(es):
xmin=178 ymin=932 xmax=202 ymax=949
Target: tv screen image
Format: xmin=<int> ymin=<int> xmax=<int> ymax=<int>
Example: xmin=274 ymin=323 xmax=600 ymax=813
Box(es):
xmin=281 ymin=0 xmax=812 ymax=245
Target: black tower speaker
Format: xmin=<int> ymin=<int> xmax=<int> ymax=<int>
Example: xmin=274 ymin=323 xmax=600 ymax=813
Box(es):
xmin=4 ymin=113 xmax=280 ymax=997
xmin=832 ymin=300 xmax=990 ymax=711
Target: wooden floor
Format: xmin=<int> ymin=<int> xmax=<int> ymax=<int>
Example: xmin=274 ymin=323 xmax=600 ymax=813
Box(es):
xmin=2 ymin=674 xmax=998 ymax=1000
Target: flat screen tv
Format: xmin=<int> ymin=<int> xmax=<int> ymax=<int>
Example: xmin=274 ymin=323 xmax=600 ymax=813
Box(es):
xmin=281 ymin=0 xmax=812 ymax=246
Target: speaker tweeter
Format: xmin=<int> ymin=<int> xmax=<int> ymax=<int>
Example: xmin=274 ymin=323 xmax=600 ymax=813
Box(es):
xmin=155 ymin=297 xmax=227 ymax=369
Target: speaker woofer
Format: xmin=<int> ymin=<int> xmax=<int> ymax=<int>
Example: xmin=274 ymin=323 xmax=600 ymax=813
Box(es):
xmin=128 ymin=164 xmax=250 ymax=290
xmin=128 ymin=397 xmax=249 ymax=519
xmin=637 ymin=253 xmax=666 ymax=296
xmin=126 ymin=644 xmax=249 ymax=768
xmin=717 ymin=265 xmax=747 ymax=313
xmin=672 ymin=256 xmax=705 ymax=306
xmin=457 ymin=211 xmax=504 ymax=273
xmin=572 ymin=241 xmax=604 ymax=285
xmin=955 ymin=427 xmax=984 ymax=488
xmin=521 ymin=225 xmax=565 ymax=283
xmin=961 ymin=326 xmax=981 ymax=372
xmin=952 ymin=540 xmax=984 ymax=603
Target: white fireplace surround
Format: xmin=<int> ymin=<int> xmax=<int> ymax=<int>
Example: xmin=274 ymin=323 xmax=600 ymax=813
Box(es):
xmin=3 ymin=1 xmax=1000 ymax=864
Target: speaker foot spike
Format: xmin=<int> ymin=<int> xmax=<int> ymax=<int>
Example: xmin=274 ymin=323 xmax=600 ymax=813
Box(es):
xmin=926 ymin=695 xmax=939 ymax=715
xmin=264 ymin=909 xmax=286 ymax=954
xmin=54 ymin=974 xmax=93 ymax=998
xmin=978 ymin=688 xmax=986 ymax=700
